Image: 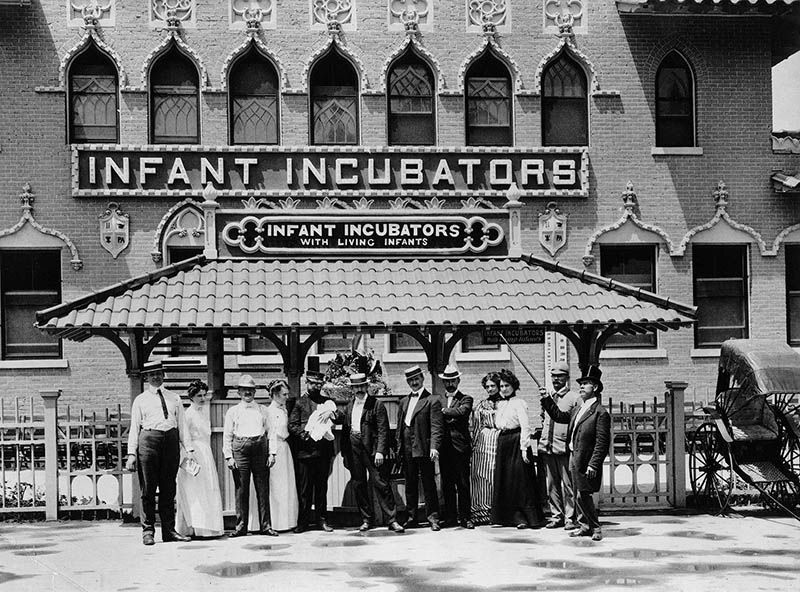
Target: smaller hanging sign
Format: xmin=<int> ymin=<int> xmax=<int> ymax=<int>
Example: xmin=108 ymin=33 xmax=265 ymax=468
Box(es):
xmin=483 ymin=327 xmax=546 ymax=344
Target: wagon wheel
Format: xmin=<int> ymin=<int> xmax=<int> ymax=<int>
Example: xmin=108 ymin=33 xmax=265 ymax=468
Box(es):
xmin=773 ymin=405 xmax=800 ymax=478
xmin=759 ymin=480 xmax=800 ymax=513
xmin=689 ymin=422 xmax=735 ymax=512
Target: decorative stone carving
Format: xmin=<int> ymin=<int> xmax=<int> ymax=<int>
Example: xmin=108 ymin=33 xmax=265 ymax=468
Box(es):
xmin=352 ymin=197 xmax=374 ymax=210
xmin=544 ymin=0 xmax=585 ymax=35
xmin=69 ymin=0 xmax=115 ymax=28
xmin=532 ymin=31 xmax=617 ymax=97
xmin=150 ymin=0 xmax=195 ymax=29
xmin=538 ymin=201 xmax=567 ymax=257
xmin=299 ymin=37 xmax=368 ymax=93
xmin=379 ymin=35 xmax=445 ymax=94
xmin=98 ymin=202 xmax=130 ymax=259
xmin=316 ymin=197 xmax=351 ymax=209
xmin=279 ymin=197 xmax=300 ymax=209
xmin=388 ymin=0 xmax=431 ymax=32
xmin=424 ymin=197 xmax=446 ymax=209
xmin=59 ymin=26 xmax=127 ymax=90
xmin=240 ymin=197 xmax=278 ymax=210
xmin=389 ymin=197 xmax=424 ymax=209
xmin=582 ymin=182 xmax=675 ymax=266
xmin=230 ymin=0 xmax=275 ymax=30
xmin=152 ymin=198 xmax=201 ymax=262
xmin=460 ymin=197 xmax=494 ymax=209
xmin=0 ymin=184 xmax=83 ymax=271
xmin=311 ymin=0 xmax=355 ymax=31
xmin=467 ymin=0 xmax=508 ymax=32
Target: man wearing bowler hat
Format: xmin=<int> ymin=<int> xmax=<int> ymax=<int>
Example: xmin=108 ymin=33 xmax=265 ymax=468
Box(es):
xmin=341 ymin=373 xmax=405 ymax=533
xmin=540 ymin=364 xmax=610 ymax=541
xmin=438 ymin=364 xmax=474 ymax=529
xmin=125 ymin=360 xmax=192 ymax=545
xmin=537 ymin=361 xmax=581 ymax=530
xmin=396 ymin=365 xmax=443 ymax=531
xmin=289 ymin=366 xmax=341 ymax=533
xmin=223 ymin=374 xmax=277 ymax=537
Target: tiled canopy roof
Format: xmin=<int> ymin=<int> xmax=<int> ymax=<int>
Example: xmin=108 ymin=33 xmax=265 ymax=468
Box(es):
xmin=617 ymin=0 xmax=798 ymax=9
xmin=36 ymin=255 xmax=695 ymax=341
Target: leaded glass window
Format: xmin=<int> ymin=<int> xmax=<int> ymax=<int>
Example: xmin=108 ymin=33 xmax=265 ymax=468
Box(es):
xmin=656 ymin=51 xmax=695 ymax=147
xmin=310 ymin=50 xmax=358 ymax=145
xmin=466 ymin=53 xmax=512 ymax=146
xmin=230 ymin=47 xmax=279 ymax=144
xmin=542 ymin=52 xmax=588 ymax=146
xmin=68 ymin=44 xmax=119 ymax=143
xmin=150 ymin=46 xmax=200 ymax=144
xmin=388 ymin=52 xmax=434 ymax=145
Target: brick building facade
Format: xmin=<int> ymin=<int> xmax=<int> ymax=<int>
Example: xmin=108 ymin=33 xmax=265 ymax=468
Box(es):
xmin=1 ymin=0 xmax=799 ymax=417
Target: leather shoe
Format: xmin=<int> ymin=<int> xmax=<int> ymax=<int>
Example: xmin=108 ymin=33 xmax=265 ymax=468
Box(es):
xmin=402 ymin=519 xmax=418 ymax=529
xmin=429 ymin=519 xmax=441 ymax=532
xmin=142 ymin=533 xmax=155 ymax=546
xmin=545 ymin=520 xmax=564 ymax=529
xmin=228 ymin=529 xmax=248 ymax=538
xmin=564 ymin=522 xmax=580 ymax=531
xmin=358 ymin=521 xmax=371 ymax=532
xmin=260 ymin=528 xmax=279 ymax=537
xmin=591 ymin=529 xmax=603 ymax=542
xmin=388 ymin=521 xmax=405 ymax=533
xmin=460 ymin=520 xmax=475 ymax=530
xmin=162 ymin=530 xmax=191 ymax=542
xmin=293 ymin=524 xmax=307 ymax=534
xmin=319 ymin=520 xmax=334 ymax=533
xmin=515 ymin=523 xmax=528 ymax=530
xmin=570 ymin=528 xmax=591 ymax=538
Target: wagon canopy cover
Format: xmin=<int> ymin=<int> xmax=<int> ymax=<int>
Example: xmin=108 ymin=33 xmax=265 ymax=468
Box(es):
xmin=719 ymin=339 xmax=800 ymax=395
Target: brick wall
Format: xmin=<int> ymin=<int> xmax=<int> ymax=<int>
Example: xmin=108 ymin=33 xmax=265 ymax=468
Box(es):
xmin=0 ymin=1 xmax=798 ymax=412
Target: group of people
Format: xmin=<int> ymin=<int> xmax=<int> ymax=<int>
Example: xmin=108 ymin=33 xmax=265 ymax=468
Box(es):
xmin=125 ymin=357 xmax=610 ymax=546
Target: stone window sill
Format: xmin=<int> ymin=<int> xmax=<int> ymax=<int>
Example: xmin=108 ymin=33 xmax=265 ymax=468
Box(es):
xmin=600 ymin=348 xmax=667 ymax=360
xmin=690 ymin=348 xmax=720 ymax=358
xmin=0 ymin=359 xmax=69 ymax=370
xmin=651 ymin=147 xmax=704 ymax=156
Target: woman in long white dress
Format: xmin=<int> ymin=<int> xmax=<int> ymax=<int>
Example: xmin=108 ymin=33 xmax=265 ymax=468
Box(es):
xmin=175 ymin=380 xmax=224 ymax=538
xmin=266 ymin=379 xmax=298 ymax=531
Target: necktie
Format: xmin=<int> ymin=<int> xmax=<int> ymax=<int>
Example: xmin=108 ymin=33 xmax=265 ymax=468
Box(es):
xmin=157 ymin=388 xmax=169 ymax=419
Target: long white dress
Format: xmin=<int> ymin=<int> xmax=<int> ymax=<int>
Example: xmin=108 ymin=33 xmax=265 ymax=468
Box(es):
xmin=267 ymin=401 xmax=298 ymax=531
xmin=176 ymin=405 xmax=224 ymax=537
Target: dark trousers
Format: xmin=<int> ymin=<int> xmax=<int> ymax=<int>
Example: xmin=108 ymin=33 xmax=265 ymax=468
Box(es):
xmin=297 ymin=456 xmax=331 ymax=526
xmin=571 ymin=468 xmax=601 ymax=532
xmin=349 ymin=434 xmax=396 ymax=524
xmin=440 ymin=446 xmax=471 ymax=523
xmin=403 ymin=451 xmax=440 ymax=521
xmin=137 ymin=428 xmax=180 ymax=535
xmin=231 ymin=436 xmax=271 ymax=532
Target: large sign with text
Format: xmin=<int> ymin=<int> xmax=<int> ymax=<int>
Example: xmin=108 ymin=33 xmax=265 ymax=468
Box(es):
xmin=219 ymin=213 xmax=507 ymax=257
xmin=72 ymin=146 xmax=589 ymax=198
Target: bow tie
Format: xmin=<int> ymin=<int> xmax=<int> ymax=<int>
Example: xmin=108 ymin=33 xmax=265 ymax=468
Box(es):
xmin=243 ymin=402 xmax=257 ymax=409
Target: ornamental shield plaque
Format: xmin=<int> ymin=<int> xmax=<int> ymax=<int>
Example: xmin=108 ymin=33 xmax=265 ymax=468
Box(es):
xmin=538 ymin=201 xmax=567 ymax=257
xmin=99 ymin=202 xmax=129 ymax=258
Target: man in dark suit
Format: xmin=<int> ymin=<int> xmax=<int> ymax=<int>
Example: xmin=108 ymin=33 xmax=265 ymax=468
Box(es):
xmin=540 ymin=364 xmax=610 ymax=541
xmin=396 ymin=365 xmax=443 ymax=531
xmin=288 ymin=369 xmax=340 ymax=533
xmin=341 ymin=373 xmax=405 ymax=533
xmin=438 ymin=364 xmax=474 ymax=529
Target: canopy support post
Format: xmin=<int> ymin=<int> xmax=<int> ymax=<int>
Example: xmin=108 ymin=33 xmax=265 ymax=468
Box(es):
xmin=206 ymin=329 xmax=225 ymax=398
xmin=126 ymin=330 xmax=146 ymax=520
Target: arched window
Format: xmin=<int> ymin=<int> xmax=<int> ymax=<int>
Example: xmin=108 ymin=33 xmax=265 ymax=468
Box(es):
xmin=150 ymin=46 xmax=200 ymax=144
xmin=310 ymin=49 xmax=358 ymax=145
xmin=465 ymin=52 xmax=512 ymax=146
xmin=68 ymin=43 xmax=119 ymax=143
xmin=656 ymin=52 xmax=695 ymax=147
xmin=387 ymin=51 xmax=435 ymax=145
xmin=542 ymin=52 xmax=588 ymax=146
xmin=229 ymin=47 xmax=279 ymax=145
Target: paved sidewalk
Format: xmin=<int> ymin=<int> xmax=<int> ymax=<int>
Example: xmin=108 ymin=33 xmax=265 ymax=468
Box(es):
xmin=2 ymin=513 xmax=799 ymax=592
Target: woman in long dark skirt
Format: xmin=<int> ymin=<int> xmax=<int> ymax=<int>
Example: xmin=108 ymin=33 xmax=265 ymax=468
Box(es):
xmin=491 ymin=369 xmax=544 ymax=529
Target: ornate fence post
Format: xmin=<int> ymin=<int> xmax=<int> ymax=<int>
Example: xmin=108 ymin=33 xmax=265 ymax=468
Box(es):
xmin=665 ymin=381 xmax=688 ymax=508
xmin=41 ymin=390 xmax=62 ymax=521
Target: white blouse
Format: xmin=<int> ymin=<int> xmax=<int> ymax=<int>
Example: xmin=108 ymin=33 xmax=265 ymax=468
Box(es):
xmin=495 ymin=397 xmax=531 ymax=451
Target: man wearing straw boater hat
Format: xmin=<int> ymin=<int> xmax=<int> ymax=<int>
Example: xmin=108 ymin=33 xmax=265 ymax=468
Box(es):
xmin=340 ymin=373 xmax=405 ymax=533
xmin=537 ymin=361 xmax=581 ymax=531
xmin=125 ymin=360 xmax=191 ymax=545
xmin=540 ymin=364 xmax=610 ymax=542
xmin=288 ymin=362 xmax=340 ymax=533
xmin=396 ymin=365 xmax=443 ymax=531
xmin=223 ymin=374 xmax=277 ymax=537
xmin=438 ymin=364 xmax=474 ymax=529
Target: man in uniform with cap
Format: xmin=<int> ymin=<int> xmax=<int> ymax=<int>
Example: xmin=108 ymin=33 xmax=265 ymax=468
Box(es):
xmin=223 ymin=374 xmax=277 ymax=537
xmin=438 ymin=364 xmax=474 ymax=529
xmin=340 ymin=373 xmax=405 ymax=533
xmin=540 ymin=364 xmax=610 ymax=541
xmin=125 ymin=360 xmax=192 ymax=545
xmin=288 ymin=368 xmax=341 ymax=533
xmin=537 ymin=361 xmax=581 ymax=530
xmin=396 ymin=365 xmax=443 ymax=531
